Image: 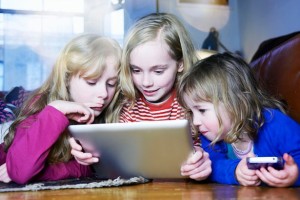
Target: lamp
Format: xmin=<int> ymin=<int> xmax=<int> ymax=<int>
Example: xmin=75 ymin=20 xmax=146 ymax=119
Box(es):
xmin=201 ymin=27 xmax=230 ymax=52
xmin=111 ymin=0 xmax=125 ymax=10
xmin=177 ymin=0 xmax=230 ymax=32
xmin=196 ymin=49 xmax=217 ymax=60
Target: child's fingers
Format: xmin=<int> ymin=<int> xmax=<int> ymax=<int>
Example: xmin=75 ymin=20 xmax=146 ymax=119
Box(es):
xmin=63 ymin=103 xmax=95 ymax=123
xmin=181 ymin=151 xmax=211 ymax=173
xmin=68 ymin=137 xmax=82 ymax=151
xmin=256 ymin=167 xmax=277 ymax=186
xmin=183 ymin=158 xmax=210 ymax=173
xmin=71 ymin=148 xmax=92 ymax=159
xmin=86 ymin=111 xmax=95 ymax=124
xmin=181 ymin=161 xmax=201 ymax=172
xmin=71 ymin=149 xmax=99 ymax=165
xmin=181 ymin=158 xmax=211 ymax=180
xmin=188 ymin=167 xmax=211 ymax=181
xmin=76 ymin=107 xmax=94 ymax=124
xmin=77 ymin=106 xmax=94 ymax=123
xmin=188 ymin=151 xmax=202 ymax=164
xmin=75 ymin=157 xmax=99 ymax=166
xmin=283 ymin=153 xmax=295 ymax=166
xmin=186 ymin=150 xmax=203 ymax=165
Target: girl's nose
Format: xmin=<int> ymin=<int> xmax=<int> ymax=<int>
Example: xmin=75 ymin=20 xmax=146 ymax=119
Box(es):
xmin=193 ymin=116 xmax=202 ymax=127
xmin=142 ymin=73 xmax=153 ymax=87
xmin=97 ymin=84 xmax=108 ymax=99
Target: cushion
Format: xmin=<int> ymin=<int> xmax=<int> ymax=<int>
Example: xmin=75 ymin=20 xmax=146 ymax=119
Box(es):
xmin=0 ymin=99 xmax=15 ymax=124
xmin=0 ymin=86 xmax=31 ymax=124
xmin=250 ymin=33 xmax=300 ymax=123
xmin=5 ymin=86 xmax=30 ymax=109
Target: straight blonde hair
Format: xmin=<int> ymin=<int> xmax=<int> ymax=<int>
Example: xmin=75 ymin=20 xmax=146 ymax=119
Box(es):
xmin=107 ymin=13 xmax=198 ymax=123
xmin=4 ymin=34 xmax=122 ymax=163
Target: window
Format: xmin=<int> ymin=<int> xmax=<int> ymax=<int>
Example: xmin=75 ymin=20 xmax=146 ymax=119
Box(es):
xmin=0 ymin=0 xmax=124 ymax=91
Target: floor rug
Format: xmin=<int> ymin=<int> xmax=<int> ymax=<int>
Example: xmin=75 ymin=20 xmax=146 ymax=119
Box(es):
xmin=0 ymin=176 xmax=149 ymax=192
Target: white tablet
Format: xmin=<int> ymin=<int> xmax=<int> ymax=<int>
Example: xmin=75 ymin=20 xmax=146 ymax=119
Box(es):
xmin=68 ymin=120 xmax=194 ymax=179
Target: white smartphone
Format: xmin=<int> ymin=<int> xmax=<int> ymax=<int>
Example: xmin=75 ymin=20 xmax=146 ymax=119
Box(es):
xmin=246 ymin=157 xmax=284 ymax=170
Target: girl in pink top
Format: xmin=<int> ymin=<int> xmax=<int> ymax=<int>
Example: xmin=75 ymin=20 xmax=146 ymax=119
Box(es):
xmin=0 ymin=34 xmax=121 ymax=184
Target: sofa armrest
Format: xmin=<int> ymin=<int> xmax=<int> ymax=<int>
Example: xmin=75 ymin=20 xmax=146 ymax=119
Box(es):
xmin=250 ymin=33 xmax=300 ymax=123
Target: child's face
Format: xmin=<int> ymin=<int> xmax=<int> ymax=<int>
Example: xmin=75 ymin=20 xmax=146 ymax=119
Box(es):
xmin=69 ymin=56 xmax=118 ymax=117
xmin=183 ymin=94 xmax=232 ymax=142
xmin=129 ymin=39 xmax=183 ymax=104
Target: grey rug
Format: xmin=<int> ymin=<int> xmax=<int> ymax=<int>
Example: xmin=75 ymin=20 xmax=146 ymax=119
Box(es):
xmin=0 ymin=176 xmax=149 ymax=192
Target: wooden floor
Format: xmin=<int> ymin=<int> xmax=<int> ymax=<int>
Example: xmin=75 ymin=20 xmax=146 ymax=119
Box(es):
xmin=0 ymin=179 xmax=300 ymax=199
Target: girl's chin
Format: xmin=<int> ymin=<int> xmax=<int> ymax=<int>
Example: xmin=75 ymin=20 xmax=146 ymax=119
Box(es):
xmin=94 ymin=111 xmax=102 ymax=117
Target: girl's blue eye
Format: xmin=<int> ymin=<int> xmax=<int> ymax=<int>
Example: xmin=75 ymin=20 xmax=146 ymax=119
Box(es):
xmin=107 ymin=82 xmax=117 ymax=88
xmin=86 ymin=81 xmax=97 ymax=86
xmin=130 ymin=67 xmax=140 ymax=73
xmin=199 ymin=109 xmax=206 ymax=113
xmin=154 ymin=70 xmax=164 ymax=74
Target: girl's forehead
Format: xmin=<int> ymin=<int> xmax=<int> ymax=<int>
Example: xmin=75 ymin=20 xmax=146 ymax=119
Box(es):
xmin=184 ymin=87 xmax=207 ymax=99
xmin=132 ymin=39 xmax=170 ymax=55
xmin=80 ymin=66 xmax=117 ymax=80
xmin=130 ymin=40 xmax=174 ymax=67
xmin=183 ymin=94 xmax=197 ymax=104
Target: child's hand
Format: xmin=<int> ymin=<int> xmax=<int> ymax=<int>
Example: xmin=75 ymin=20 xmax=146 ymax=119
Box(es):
xmin=235 ymin=153 xmax=261 ymax=186
xmin=69 ymin=137 xmax=99 ymax=165
xmin=0 ymin=163 xmax=11 ymax=183
xmin=180 ymin=146 xmax=211 ymax=181
xmin=49 ymin=100 xmax=95 ymax=124
xmin=255 ymin=153 xmax=299 ymax=187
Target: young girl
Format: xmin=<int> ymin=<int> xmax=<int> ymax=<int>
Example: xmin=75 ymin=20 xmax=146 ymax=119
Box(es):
xmin=0 ymin=34 xmax=122 ymax=184
xmin=178 ymin=52 xmax=300 ymax=187
xmin=70 ymin=13 xmax=212 ymax=181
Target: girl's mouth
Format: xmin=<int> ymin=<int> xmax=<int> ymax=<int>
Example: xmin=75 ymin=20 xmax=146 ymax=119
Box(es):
xmin=143 ymin=89 xmax=158 ymax=96
xmin=92 ymin=107 xmax=103 ymax=111
xmin=200 ymin=131 xmax=208 ymax=135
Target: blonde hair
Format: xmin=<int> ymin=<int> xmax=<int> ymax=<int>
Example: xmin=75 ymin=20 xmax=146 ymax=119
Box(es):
xmin=178 ymin=52 xmax=286 ymax=144
xmin=4 ymin=34 xmax=122 ymax=163
xmin=107 ymin=13 xmax=197 ymax=122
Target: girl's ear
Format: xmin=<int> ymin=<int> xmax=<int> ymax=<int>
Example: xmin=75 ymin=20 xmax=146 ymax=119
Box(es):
xmin=177 ymin=61 xmax=184 ymax=72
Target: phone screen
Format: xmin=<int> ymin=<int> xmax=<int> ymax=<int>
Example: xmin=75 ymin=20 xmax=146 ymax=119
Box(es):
xmin=246 ymin=157 xmax=284 ymax=170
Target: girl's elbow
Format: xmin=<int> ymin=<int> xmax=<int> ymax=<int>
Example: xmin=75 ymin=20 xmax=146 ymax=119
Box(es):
xmin=7 ymin=166 xmax=36 ymax=184
xmin=9 ymin=172 xmax=33 ymax=184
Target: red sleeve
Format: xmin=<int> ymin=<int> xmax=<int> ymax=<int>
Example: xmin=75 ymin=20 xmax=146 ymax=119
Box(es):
xmin=6 ymin=105 xmax=70 ymax=184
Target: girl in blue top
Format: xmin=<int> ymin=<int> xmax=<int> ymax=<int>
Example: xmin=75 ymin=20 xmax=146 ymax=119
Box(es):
xmin=178 ymin=52 xmax=300 ymax=187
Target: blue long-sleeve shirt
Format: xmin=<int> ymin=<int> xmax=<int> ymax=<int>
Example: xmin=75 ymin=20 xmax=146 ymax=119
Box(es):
xmin=201 ymin=109 xmax=300 ymax=186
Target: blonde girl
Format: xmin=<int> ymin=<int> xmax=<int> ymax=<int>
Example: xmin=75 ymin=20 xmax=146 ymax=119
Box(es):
xmin=0 ymin=34 xmax=122 ymax=184
xmin=109 ymin=12 xmax=198 ymax=123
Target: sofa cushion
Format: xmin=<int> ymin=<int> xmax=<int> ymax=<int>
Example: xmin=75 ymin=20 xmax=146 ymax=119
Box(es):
xmin=0 ymin=86 xmax=31 ymax=124
xmin=0 ymin=99 xmax=15 ymax=123
xmin=5 ymin=86 xmax=30 ymax=109
xmin=250 ymin=33 xmax=300 ymax=123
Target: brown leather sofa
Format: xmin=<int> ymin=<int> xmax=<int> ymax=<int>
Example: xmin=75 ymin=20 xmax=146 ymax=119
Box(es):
xmin=250 ymin=32 xmax=300 ymax=123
